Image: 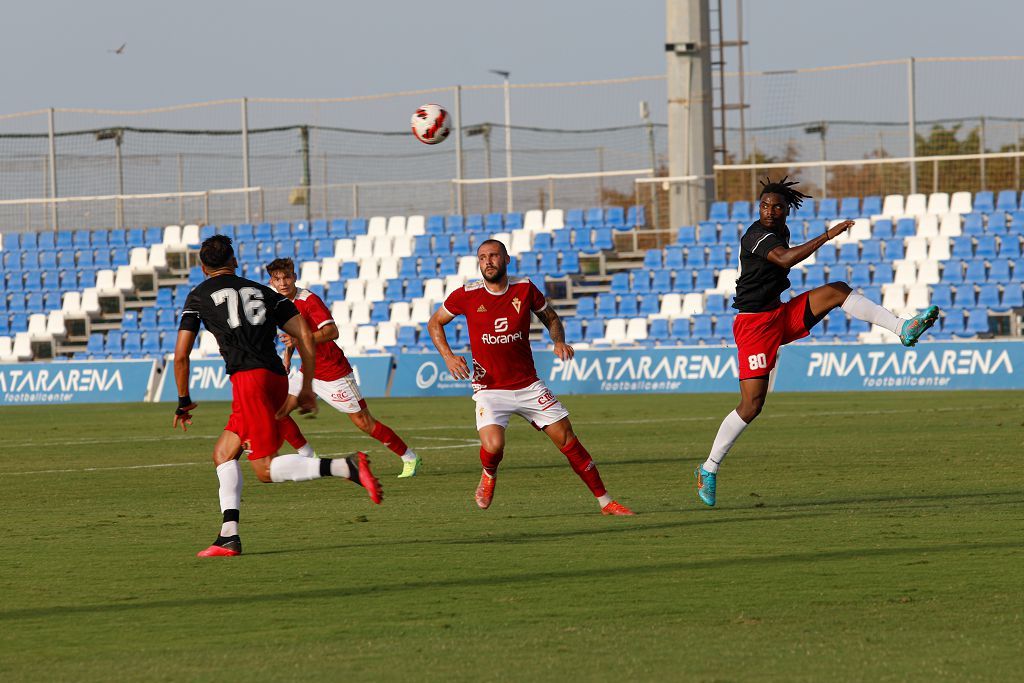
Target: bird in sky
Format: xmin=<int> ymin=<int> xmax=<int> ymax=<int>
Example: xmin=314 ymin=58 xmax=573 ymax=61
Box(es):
xmin=109 ymin=43 xmax=127 ymax=55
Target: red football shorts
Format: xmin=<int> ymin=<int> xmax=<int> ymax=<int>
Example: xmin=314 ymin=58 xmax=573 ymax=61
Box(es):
xmin=733 ymin=292 xmax=813 ymax=381
xmin=224 ymin=368 xmax=301 ymax=460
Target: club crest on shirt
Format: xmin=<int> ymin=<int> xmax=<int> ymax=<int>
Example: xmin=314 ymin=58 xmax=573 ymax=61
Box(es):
xmin=477 ymin=304 xmax=487 ymax=312
xmin=511 ymin=297 xmax=521 ymax=313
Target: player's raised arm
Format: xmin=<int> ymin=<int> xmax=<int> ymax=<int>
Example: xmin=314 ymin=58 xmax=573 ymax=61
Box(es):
xmin=765 ymin=219 xmax=854 ymax=269
xmin=279 ymin=313 xmax=316 ymax=415
xmin=428 ymin=306 xmax=471 ymax=380
xmin=535 ymin=304 xmax=574 ymax=361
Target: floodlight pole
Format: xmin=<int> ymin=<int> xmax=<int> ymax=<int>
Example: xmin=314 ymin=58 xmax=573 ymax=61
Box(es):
xmin=454 ymin=85 xmax=464 ymax=215
xmin=47 ymin=108 xmax=58 ymax=230
xmin=241 ymin=97 xmax=252 ymax=223
xmin=491 ymin=69 xmax=513 ymax=213
xmin=907 ymin=58 xmax=917 ymax=195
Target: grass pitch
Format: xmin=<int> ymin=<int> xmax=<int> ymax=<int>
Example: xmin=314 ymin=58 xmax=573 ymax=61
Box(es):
xmin=0 ymin=391 xmax=1021 ymax=682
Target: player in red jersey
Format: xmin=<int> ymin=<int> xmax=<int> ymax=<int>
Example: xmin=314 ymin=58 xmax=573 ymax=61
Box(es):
xmin=266 ymin=258 xmax=422 ymax=478
xmin=428 ymin=239 xmax=633 ymax=515
xmin=172 ymin=237 xmax=382 ymax=558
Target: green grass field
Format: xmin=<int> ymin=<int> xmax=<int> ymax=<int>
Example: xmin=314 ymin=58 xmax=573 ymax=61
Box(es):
xmin=1 ymin=391 xmax=1022 ymax=682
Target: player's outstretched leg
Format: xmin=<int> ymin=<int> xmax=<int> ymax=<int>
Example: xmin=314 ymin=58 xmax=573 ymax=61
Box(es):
xmin=546 ymin=419 xmax=633 ymax=515
xmin=259 ymin=452 xmax=383 ymax=504
xmin=898 ymin=305 xmax=939 ymax=347
xmin=280 ymin=414 xmax=316 ymax=457
xmin=350 ymin=410 xmax=421 ymax=478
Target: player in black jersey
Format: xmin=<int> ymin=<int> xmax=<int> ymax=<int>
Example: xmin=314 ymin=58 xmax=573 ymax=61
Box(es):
xmin=172 ymin=235 xmax=382 ymax=557
xmin=694 ymin=177 xmax=939 ymax=506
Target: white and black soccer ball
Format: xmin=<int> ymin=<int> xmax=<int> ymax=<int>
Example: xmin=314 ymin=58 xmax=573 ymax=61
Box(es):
xmin=411 ymin=104 xmax=451 ymax=145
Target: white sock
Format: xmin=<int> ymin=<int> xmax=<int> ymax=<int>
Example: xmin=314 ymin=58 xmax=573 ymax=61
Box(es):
xmin=329 ymin=458 xmax=352 ymax=478
xmin=216 ymin=460 xmax=242 ymax=536
xmin=401 ymin=449 xmax=418 ymax=463
xmin=702 ymin=410 xmax=749 ymax=474
xmin=269 ymin=454 xmax=322 ymax=482
xmin=841 ymin=292 xmax=903 ymax=335
xmin=297 ymin=442 xmax=315 ymax=458
xmin=597 ymin=494 xmax=613 ymax=507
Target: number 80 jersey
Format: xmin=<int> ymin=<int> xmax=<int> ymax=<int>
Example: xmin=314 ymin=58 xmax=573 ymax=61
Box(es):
xmin=179 ymin=273 xmax=299 ymax=376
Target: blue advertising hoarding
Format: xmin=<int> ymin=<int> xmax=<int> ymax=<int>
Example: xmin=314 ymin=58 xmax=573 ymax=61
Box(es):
xmin=0 ymin=360 xmax=156 ymax=405
xmin=153 ymin=355 xmax=394 ymax=402
xmin=774 ymin=341 xmax=1024 ymax=392
xmin=388 ymin=353 xmax=474 ymax=397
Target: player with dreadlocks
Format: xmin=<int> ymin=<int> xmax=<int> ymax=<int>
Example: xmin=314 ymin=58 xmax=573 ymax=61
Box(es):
xmin=693 ymin=177 xmax=939 ymax=506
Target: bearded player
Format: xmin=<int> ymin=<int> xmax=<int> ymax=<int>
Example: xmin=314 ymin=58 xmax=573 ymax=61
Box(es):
xmin=172 ymin=236 xmax=382 ymax=558
xmin=694 ymin=177 xmax=939 ymax=507
xmin=427 ymin=239 xmax=633 ymax=515
xmin=266 ymin=258 xmax=422 ymax=477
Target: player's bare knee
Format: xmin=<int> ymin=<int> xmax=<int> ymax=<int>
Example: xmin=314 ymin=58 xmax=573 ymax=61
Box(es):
xmin=350 ymin=411 xmax=374 ymax=434
xmin=828 ymin=281 xmax=853 ymax=302
xmin=252 ymin=460 xmax=273 ymax=483
xmin=737 ymin=398 xmax=764 ymax=422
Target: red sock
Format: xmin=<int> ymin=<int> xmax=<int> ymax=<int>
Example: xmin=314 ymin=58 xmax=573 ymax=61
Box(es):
xmin=559 ymin=438 xmax=607 ymax=497
xmin=279 ymin=416 xmax=307 ymax=449
xmin=480 ymin=447 xmax=503 ymax=476
xmin=370 ymin=421 xmax=408 ymax=457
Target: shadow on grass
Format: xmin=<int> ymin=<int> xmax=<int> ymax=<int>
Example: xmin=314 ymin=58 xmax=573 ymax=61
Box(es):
xmin=3 ymin=538 xmax=1019 ymax=622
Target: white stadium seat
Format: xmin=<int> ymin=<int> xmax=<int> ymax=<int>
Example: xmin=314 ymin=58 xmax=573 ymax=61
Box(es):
xmin=916 ymin=259 xmax=940 ymax=285
xmin=334 ymin=238 xmax=355 ymax=262
xmin=386 ymin=216 xmax=407 ymax=237
xmin=391 ymin=236 xmax=413 ymax=260
xmin=162 ymin=225 xmax=182 ymax=247
xmin=904 ymin=193 xmax=927 ymax=217
xmin=927 ymin=193 xmax=950 ymax=216
xmin=903 ymin=237 xmax=929 ymax=263
xmin=406 ymin=215 xmax=425 ymax=237
xmin=904 ymin=284 xmax=931 ymax=314
xmin=61 ymin=291 xmax=82 ymax=315
xmin=353 ymin=235 xmax=374 ymax=260
xmin=320 ymin=258 xmax=341 ymax=282
xmin=11 ymin=333 xmax=32 ymax=361
xmin=543 ymin=209 xmax=565 ymax=231
xmin=916 ymin=214 xmax=939 ymax=238
xmin=523 ymin=209 xmax=545 ymax=232
xmin=364 ymin=279 xmax=385 ymax=303
xmin=349 ymin=302 xmax=371 ymax=326
xmin=199 ymin=330 xmax=220 ymax=357
xmin=893 ymin=260 xmax=917 ymax=286
xmin=337 ymin=325 xmax=357 ymax=351
xmin=625 ymin=317 xmax=648 ymax=342
xmin=881 ymin=284 xmax=906 ymax=312
xmin=939 ymin=213 xmax=962 ymax=237
xmin=372 ymin=236 xmax=393 ymax=259
xmin=345 ymin=279 xmax=366 ymax=303
xmin=880 ymin=194 xmax=905 ymax=219
xmin=375 ymin=322 xmax=398 ymax=348
xmin=95 ymin=269 xmax=116 ymax=293
xmin=658 ymin=293 xmax=682 ymax=319
xmin=147 ymin=244 xmax=168 ymax=272
xmin=298 ymin=261 xmax=322 ymax=286
xmin=599 ymin=318 xmax=627 ymax=346
xmin=367 ymin=216 xmax=387 ymax=238
xmin=27 ymin=314 xmax=48 ymax=337
xmin=423 ymin=278 xmax=444 ymax=303
xmin=114 ymin=265 xmax=135 ymax=292
xmin=490 ymin=231 xmax=511 ymax=247
xmin=949 ymin=191 xmax=972 ymax=215
xmin=46 ymin=311 xmax=66 ymax=338
xmin=458 ymin=256 xmax=479 ymax=279
xmin=378 ymin=257 xmax=400 ymax=280
xmin=330 ymin=301 xmax=351 ymax=326
xmin=389 ymin=302 xmax=411 ymax=325
xmin=714 ymin=268 xmax=739 ymax=295
xmin=410 ymin=297 xmax=433 ymax=324
xmin=129 ymin=248 xmax=149 ymax=270
xmin=181 ymin=224 xmax=200 ymax=246
xmin=355 ymin=325 xmax=377 ymax=353
xmin=680 ymin=293 xmax=704 ymax=318
xmin=0 ymin=336 xmax=14 ymax=362
xmin=80 ymin=289 xmax=101 ymax=316
xmin=357 ymin=259 xmax=379 ymax=281
xmin=927 ymin=236 xmax=951 ymax=262
xmin=444 ymin=275 xmax=466 ymax=298
xmin=508 ymin=229 xmax=532 ymax=256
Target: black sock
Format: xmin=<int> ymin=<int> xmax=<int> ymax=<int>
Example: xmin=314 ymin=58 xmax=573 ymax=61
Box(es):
xmin=223 ymin=509 xmax=240 ymax=524
xmin=346 ymin=456 xmax=362 ymax=487
xmin=319 ymin=458 xmax=332 ymax=477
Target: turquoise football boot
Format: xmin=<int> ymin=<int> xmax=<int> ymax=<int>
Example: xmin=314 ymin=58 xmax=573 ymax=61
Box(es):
xmin=695 ymin=466 xmax=716 ymax=507
xmin=899 ymin=305 xmax=939 ymax=347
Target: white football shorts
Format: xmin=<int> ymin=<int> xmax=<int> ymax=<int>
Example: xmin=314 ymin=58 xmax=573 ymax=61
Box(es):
xmin=288 ymin=371 xmax=365 ymax=414
xmin=472 ymin=380 xmax=570 ymax=431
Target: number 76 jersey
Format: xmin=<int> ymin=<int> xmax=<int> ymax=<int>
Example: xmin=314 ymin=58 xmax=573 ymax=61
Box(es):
xmin=179 ymin=273 xmax=300 ymax=376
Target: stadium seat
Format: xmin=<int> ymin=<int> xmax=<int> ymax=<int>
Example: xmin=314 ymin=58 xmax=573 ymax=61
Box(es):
xmin=596 ymin=294 xmax=617 ymax=317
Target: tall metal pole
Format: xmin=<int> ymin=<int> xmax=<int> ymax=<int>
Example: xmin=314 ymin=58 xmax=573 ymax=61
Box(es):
xmin=735 ymin=0 xmax=747 ymax=161
xmin=503 ymin=74 xmax=513 ymax=213
xmin=907 ymin=57 xmax=917 ymax=194
xmin=641 ymin=100 xmax=660 ymax=227
xmin=454 ymin=85 xmax=464 ymax=215
xmin=666 ymin=0 xmax=714 ymax=227
xmin=241 ymin=97 xmax=252 ymax=223
xmin=979 ymin=115 xmax=987 ymax=191
xmin=47 ymin=108 xmax=58 ymax=230
xmin=300 ymin=125 xmax=312 ymax=224
xmin=115 ymin=132 xmax=124 ymax=230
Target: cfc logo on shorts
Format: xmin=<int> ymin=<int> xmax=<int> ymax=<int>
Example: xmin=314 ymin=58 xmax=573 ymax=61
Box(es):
xmin=537 ymin=389 xmax=557 ymax=409
xmin=331 ymin=390 xmax=354 ymax=403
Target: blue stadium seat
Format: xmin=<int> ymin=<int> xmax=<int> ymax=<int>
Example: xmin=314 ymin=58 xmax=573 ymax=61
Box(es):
xmin=965 ymin=307 xmax=990 ymax=335
xmin=591 ymin=227 xmax=614 ymax=251
xmin=804 ymin=265 xmax=826 ymax=289
xmin=632 ymin=271 xmax=651 ymax=293
xmin=20 ymin=232 xmax=38 ymax=250
xmin=104 ymin=331 xmax=123 ymax=356
xmin=565 ymin=209 xmax=585 ymax=229
xmin=398 ymin=258 xmax=418 ymax=279
xmin=38 ymin=233 xmax=55 ymax=250
xmin=254 ymin=222 xmax=273 ymax=241
xmin=552 ymin=229 xmax=573 ymax=252
xmin=704 ymin=293 xmax=726 ymax=314
xmin=871 ymin=219 xmax=893 ymax=240
xmin=596 ymin=294 xmax=617 ymax=317
xmin=975 ymin=235 xmax=997 ymax=259
xmin=676 ymin=225 xmax=697 ymax=246
xmin=451 ymin=233 xmax=472 ymax=255
xmin=694 ymin=268 xmax=715 ymax=291
xmin=122 ymin=332 xmax=143 ymax=356
xmin=627 ymin=205 xmax=646 ymax=227
xmin=538 ymin=252 xmax=561 ymax=277
xmin=327 ymin=219 xmax=347 ymax=237
xmin=483 ymin=213 xmax=503 ymax=231
xmin=200 ymin=225 xmax=218 ymax=241
xmin=156 ymin=288 xmax=173 ymax=308
xmin=144 ymin=226 xmax=163 ymax=245
xmin=839 ymin=196 xmax=861 ymax=217
xmin=296 ymin=240 xmax=315 ymax=261
xmin=310 ymin=220 xmax=329 ymax=239
xmin=466 ymin=214 xmax=484 ymax=231
xmin=709 ymin=201 xmax=730 ymax=222
xmin=815 ymin=197 xmax=839 ymax=219
xmin=940 ymin=260 xmax=964 ymax=285
xmin=795 ymin=199 xmax=816 ymax=220
xmin=91 ymin=229 xmax=110 ymax=247
xmin=139 ymin=308 xmax=158 ymax=330
xmin=859 ymin=239 xmax=882 ymax=263
xmin=610 ymin=272 xmax=630 ymax=294
xmin=518 ymin=252 xmax=539 ymax=276
xmin=314 ymin=240 xmax=333 ymax=259
xmin=977 ymin=284 xmax=1001 ymax=310
xmin=25 ymin=292 xmax=44 ymax=313
xmin=988 ymin=259 xmax=1011 ymax=283
xmin=961 ymin=213 xmax=984 ymax=236
xmin=533 ymin=233 xmax=554 ymax=253
xmin=894 ymin=218 xmax=916 ymax=238
xmin=861 ymin=196 xmax=882 ymax=216
xmin=999 ymin=237 xmax=1022 ymax=259
xmin=125 ymin=228 xmax=145 ymax=247
xmin=964 ymin=260 xmax=987 ymax=285
xmin=157 ymin=309 xmax=178 ymax=330
xmin=293 ymin=221 xmax=309 ymax=237
xmin=404 ymin=278 xmax=424 ymax=299
xmin=413 ymin=235 xmax=432 ymax=258
xmin=648 ymin=318 xmax=671 ymax=343
xmin=706 ymin=244 xmax=728 ymax=269
xmin=816 ymin=243 xmax=837 ymax=264
xmin=638 ymin=293 xmax=660 ymax=316
xmin=663 ymin=247 xmax=684 ymax=270
xmin=1002 ymin=284 xmax=1024 ymax=308
xmin=974 ymin=191 xmax=995 ymax=214
xmin=691 ymin=314 xmax=714 ymax=342
xmin=837 ymin=243 xmax=859 ymax=264
xmin=996 ymin=190 xmax=1018 ymax=212
xmin=505 ymin=212 xmax=524 ymax=230
xmin=24 ymin=271 xmax=43 ymax=292
xmin=575 ymin=297 xmax=596 ymax=318
xmin=87 ymin=333 xmax=105 ymax=356
xmin=585 ymin=207 xmax=604 ymax=227
xmin=684 ymin=248 xmax=705 ymax=273
xmin=731 ymin=201 xmax=752 ymax=222
xmin=141 ymin=332 xmax=162 ymax=356
xmin=606 ymin=206 xmax=626 ymax=230
xmin=572 ymin=229 xmax=594 ymax=253
xmin=697 ymin=222 xmax=718 ymax=245
xmin=951 ymin=236 xmax=973 ymax=260
xmin=561 ymin=250 xmax=581 ymax=274
xmin=73 ymin=230 xmax=91 ymax=248
xmin=618 ymin=296 xmax=638 ymax=318
xmin=370 ymin=301 xmax=390 ymax=323
xmin=929 ymin=284 xmax=954 ymax=309
xmin=56 ymin=230 xmax=73 ymax=249
xmin=432 ymin=236 xmax=453 ymax=257
xmin=437 ymin=256 xmax=457 ymax=276
xmin=643 ymin=249 xmax=662 ymax=270
xmin=882 ymin=239 xmax=904 ymax=261
xmin=849 ymin=263 xmax=872 ymax=288
xmin=348 ymin=218 xmax=368 ymax=236
xmin=425 ymin=216 xmax=445 ymax=235
xmin=651 ymin=269 xmax=673 ymax=294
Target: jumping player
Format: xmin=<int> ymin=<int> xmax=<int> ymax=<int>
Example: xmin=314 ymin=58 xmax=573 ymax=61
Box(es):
xmin=427 ymin=239 xmax=633 ymax=515
xmin=694 ymin=177 xmax=939 ymax=506
xmin=172 ymin=236 xmax=382 ymax=558
xmin=266 ymin=258 xmax=422 ymax=477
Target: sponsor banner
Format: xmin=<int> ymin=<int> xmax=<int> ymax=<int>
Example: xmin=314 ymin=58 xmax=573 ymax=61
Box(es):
xmin=0 ymin=360 xmax=156 ymax=405
xmin=154 ymin=355 xmax=393 ymax=402
xmin=775 ymin=341 xmax=1024 ymax=391
xmin=389 ymin=353 xmax=474 ymax=397
xmin=540 ymin=347 xmax=740 ymax=394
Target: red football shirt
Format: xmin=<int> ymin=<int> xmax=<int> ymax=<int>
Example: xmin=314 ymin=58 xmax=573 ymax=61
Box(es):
xmin=292 ymin=288 xmax=353 ymax=381
xmin=442 ymin=277 xmax=547 ymax=391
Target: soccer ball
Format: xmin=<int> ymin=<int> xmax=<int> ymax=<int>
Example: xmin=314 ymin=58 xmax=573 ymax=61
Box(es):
xmin=411 ymin=104 xmax=451 ymax=145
